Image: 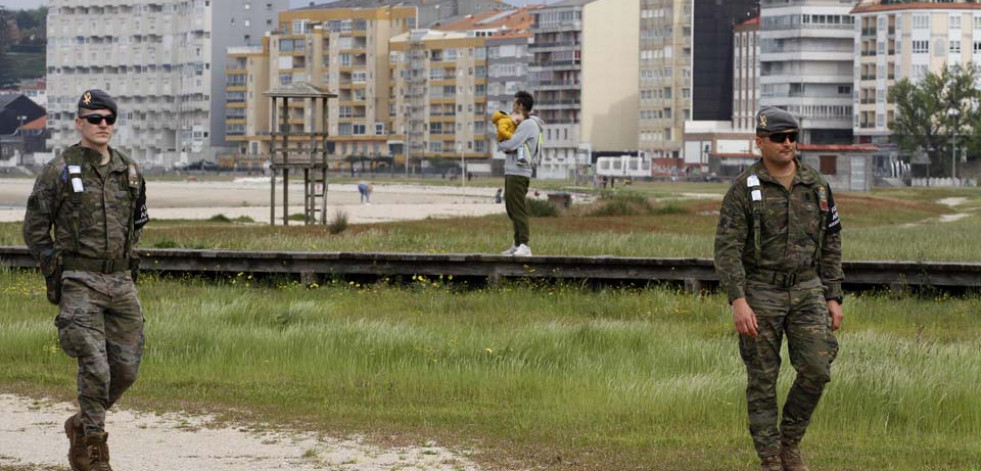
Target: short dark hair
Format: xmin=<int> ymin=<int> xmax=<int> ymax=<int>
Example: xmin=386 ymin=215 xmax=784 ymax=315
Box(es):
xmin=514 ymin=91 xmax=534 ymax=113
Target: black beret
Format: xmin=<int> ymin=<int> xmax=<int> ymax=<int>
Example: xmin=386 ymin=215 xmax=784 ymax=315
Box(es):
xmin=78 ymin=89 xmax=118 ymax=116
xmin=755 ymin=106 xmax=799 ymax=133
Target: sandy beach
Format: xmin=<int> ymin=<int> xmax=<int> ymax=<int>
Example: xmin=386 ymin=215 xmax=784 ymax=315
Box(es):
xmin=0 ymin=177 xmax=509 ymax=224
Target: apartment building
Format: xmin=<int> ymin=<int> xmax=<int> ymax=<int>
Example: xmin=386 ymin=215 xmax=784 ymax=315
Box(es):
xmin=389 ymin=29 xmax=491 ymax=167
xmin=733 ymin=16 xmax=760 ymax=132
xmin=639 ymin=0 xmax=690 ymax=162
xmin=389 ymin=8 xmax=534 ymax=173
xmin=759 ymin=0 xmax=855 ymax=144
xmin=47 ymin=0 xmax=288 ymax=168
xmin=225 ymin=0 xmax=505 ymax=167
xmin=680 ymin=0 xmax=757 ymax=173
xmin=530 ymin=0 xmax=639 ymax=180
xmin=851 ymin=0 xmax=981 ymax=145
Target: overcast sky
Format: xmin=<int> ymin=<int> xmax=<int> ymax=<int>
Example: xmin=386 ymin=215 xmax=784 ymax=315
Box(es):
xmin=4 ymin=0 xmax=560 ymax=10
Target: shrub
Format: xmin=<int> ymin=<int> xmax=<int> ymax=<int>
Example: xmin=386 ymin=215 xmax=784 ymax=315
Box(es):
xmin=652 ymin=203 xmax=689 ymax=215
xmin=526 ymin=197 xmax=558 ymax=217
xmin=328 ymin=210 xmax=349 ymax=235
xmin=208 ymin=214 xmax=232 ymax=223
xmin=586 ymin=191 xmax=654 ymax=217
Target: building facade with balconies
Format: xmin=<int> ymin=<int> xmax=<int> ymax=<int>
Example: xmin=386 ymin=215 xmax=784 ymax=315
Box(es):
xmin=47 ymin=0 xmax=288 ymax=168
xmin=225 ymin=0 xmax=505 ymax=170
xmin=851 ymin=0 xmax=981 ymax=145
xmin=759 ymin=0 xmax=855 ymax=145
xmin=639 ymin=0 xmax=690 ymax=166
xmin=530 ymin=0 xmax=639 ymax=180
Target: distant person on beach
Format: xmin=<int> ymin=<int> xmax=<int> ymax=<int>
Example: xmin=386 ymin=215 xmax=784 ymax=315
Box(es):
xmin=358 ymin=181 xmax=373 ymax=204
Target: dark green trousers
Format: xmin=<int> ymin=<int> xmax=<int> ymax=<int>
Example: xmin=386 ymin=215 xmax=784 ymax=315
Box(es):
xmin=505 ymin=175 xmax=530 ymax=246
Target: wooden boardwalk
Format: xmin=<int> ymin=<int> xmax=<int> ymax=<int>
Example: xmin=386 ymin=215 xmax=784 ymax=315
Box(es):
xmin=2 ymin=246 xmax=980 ymax=292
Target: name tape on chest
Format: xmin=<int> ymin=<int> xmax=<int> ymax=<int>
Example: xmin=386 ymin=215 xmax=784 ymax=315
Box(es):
xmin=67 ymin=165 xmax=84 ymax=193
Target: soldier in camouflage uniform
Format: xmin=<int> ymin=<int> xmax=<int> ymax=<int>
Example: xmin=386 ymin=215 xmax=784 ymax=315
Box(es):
xmin=23 ymin=90 xmax=148 ymax=471
xmin=714 ymin=107 xmax=843 ymax=471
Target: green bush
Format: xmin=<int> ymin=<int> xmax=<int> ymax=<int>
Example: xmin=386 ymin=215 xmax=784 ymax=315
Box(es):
xmin=328 ymin=210 xmax=349 ymax=235
xmin=652 ymin=203 xmax=689 ymax=215
xmin=526 ymin=197 xmax=558 ymax=217
xmin=208 ymin=214 xmax=232 ymax=223
xmin=288 ymin=213 xmax=308 ymax=222
xmin=587 ymin=191 xmax=654 ymax=217
xmin=152 ymin=240 xmax=180 ymax=249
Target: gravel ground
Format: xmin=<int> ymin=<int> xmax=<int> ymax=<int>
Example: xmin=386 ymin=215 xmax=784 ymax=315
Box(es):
xmin=0 ymin=394 xmax=483 ymax=471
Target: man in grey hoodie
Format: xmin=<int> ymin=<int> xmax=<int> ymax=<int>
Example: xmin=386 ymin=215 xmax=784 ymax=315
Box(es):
xmin=498 ymin=90 xmax=545 ymax=256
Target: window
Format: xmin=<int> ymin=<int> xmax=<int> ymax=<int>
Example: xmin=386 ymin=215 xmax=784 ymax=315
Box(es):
xmin=819 ymin=155 xmax=837 ymax=175
xmin=950 ymin=40 xmax=961 ymax=54
xmin=375 ymin=123 xmax=384 ymax=135
xmin=912 ymin=40 xmax=929 ymax=54
xmin=353 ymin=124 xmax=366 ymax=135
xmin=913 ymin=15 xmax=929 ymax=30
xmin=950 ymin=15 xmax=961 ymax=30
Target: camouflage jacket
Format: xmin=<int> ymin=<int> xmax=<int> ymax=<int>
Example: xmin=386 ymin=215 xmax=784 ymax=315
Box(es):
xmin=23 ymin=145 xmax=148 ymax=266
xmin=714 ymin=158 xmax=843 ymax=304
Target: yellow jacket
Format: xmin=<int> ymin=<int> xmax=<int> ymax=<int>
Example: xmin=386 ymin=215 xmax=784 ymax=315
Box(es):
xmin=491 ymin=110 xmax=516 ymax=141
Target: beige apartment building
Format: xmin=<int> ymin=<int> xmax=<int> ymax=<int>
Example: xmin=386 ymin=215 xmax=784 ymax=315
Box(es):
xmin=852 ymin=0 xmax=981 ymax=145
xmin=388 ymin=30 xmax=490 ymax=167
xmin=225 ymin=0 xmax=506 ymax=169
xmin=639 ymin=0 xmax=690 ymax=162
xmin=733 ymin=16 xmax=760 ymax=132
xmin=528 ymin=0 xmax=639 ymax=180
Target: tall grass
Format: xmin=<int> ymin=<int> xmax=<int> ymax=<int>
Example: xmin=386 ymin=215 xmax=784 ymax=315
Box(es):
xmin=1 ymin=270 xmax=978 ymax=470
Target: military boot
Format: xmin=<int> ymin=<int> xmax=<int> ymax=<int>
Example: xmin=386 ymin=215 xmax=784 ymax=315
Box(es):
xmin=780 ymin=439 xmax=809 ymax=471
xmin=64 ymin=413 xmax=89 ymax=471
xmin=760 ymin=455 xmax=783 ymax=471
xmin=83 ymin=432 xmax=113 ymax=471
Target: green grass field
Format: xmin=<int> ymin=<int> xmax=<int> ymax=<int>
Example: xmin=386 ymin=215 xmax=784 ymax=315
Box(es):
xmin=1 ymin=270 xmax=978 ymax=470
xmin=2 ymin=183 xmax=979 ymax=469
xmin=5 ymin=182 xmax=978 ymax=261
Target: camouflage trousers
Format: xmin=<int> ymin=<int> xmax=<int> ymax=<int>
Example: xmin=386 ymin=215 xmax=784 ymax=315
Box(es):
xmin=55 ymin=271 xmax=145 ymax=436
xmin=738 ymin=277 xmax=839 ymax=459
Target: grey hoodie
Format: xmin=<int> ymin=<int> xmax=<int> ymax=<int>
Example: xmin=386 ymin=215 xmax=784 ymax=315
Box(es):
xmin=498 ymin=115 xmax=545 ymax=178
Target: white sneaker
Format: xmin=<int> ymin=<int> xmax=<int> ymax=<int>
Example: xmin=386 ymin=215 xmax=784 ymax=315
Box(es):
xmin=513 ymin=244 xmax=532 ymax=256
xmin=501 ymin=245 xmax=518 ymax=255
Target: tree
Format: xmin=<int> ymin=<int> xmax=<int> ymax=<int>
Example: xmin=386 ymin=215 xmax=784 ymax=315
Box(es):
xmin=888 ymin=64 xmax=981 ymax=177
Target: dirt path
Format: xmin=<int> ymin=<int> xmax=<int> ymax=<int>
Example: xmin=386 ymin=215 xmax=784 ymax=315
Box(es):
xmin=0 ymin=394 xmax=482 ymax=471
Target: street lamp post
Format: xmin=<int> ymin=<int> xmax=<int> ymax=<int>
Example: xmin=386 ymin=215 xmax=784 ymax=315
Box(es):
xmin=16 ymin=115 xmax=27 ymax=166
xmin=458 ymin=142 xmax=466 ymax=190
xmin=947 ymin=107 xmax=960 ymax=181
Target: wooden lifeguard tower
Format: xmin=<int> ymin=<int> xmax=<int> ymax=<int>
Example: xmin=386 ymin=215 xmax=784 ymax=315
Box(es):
xmin=264 ymin=82 xmax=337 ymax=225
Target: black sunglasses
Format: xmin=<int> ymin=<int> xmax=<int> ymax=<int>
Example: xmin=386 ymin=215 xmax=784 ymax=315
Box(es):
xmin=765 ymin=132 xmax=798 ymax=143
xmin=80 ymin=114 xmax=117 ymax=125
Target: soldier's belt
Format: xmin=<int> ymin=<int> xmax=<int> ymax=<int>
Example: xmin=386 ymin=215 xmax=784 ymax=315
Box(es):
xmin=62 ymin=256 xmax=131 ymax=274
xmin=747 ymin=268 xmax=818 ymax=289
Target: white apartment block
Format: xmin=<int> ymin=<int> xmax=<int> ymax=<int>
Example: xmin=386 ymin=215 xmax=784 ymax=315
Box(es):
xmin=759 ymin=0 xmax=855 ymax=144
xmin=851 ymin=0 xmax=981 ymax=145
xmin=46 ymin=0 xmax=287 ymax=168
